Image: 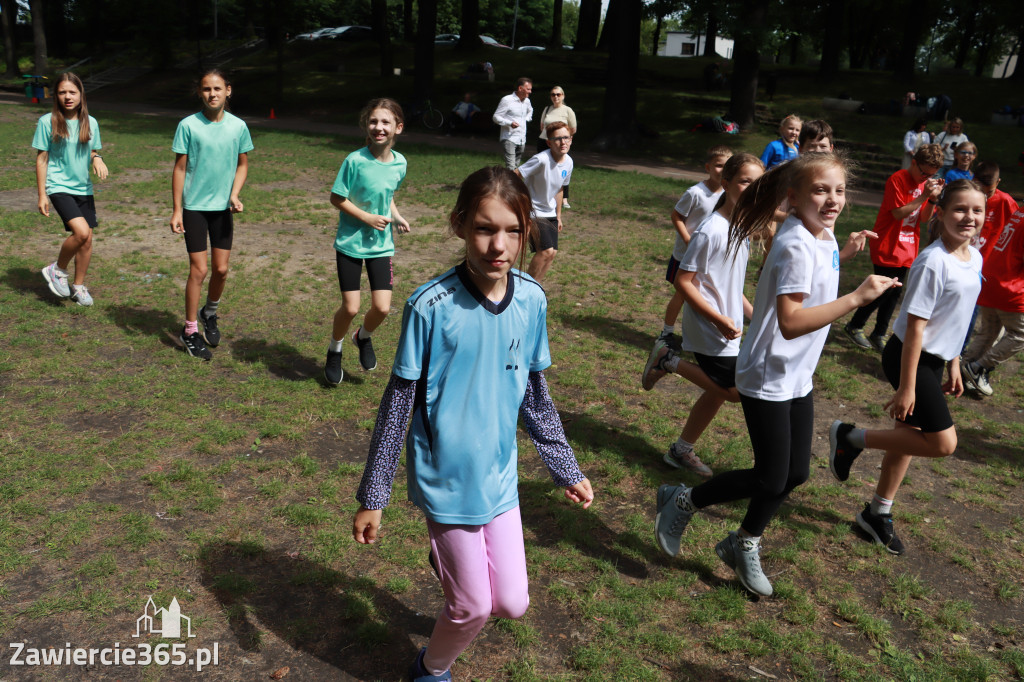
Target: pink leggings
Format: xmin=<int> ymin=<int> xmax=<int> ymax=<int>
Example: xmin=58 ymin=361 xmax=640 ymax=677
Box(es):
xmin=423 ymin=506 xmax=529 ymax=675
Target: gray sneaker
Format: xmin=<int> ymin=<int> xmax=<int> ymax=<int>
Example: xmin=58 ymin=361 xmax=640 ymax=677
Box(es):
xmin=642 ymin=340 xmax=675 ymax=391
xmin=715 ymin=532 xmax=773 ymax=597
xmin=70 ymin=284 xmax=93 ymax=307
xmin=655 ymin=484 xmax=693 ymax=557
xmin=664 ymin=442 xmax=712 ymax=478
xmin=962 ymin=360 xmax=993 ymax=396
xmin=868 ymin=333 xmax=887 ymax=353
xmin=843 ymin=324 xmax=870 ymax=349
xmin=42 ymin=262 xmax=70 ymax=298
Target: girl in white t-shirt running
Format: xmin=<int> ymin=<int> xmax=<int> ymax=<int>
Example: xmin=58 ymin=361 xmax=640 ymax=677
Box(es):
xmin=654 ymin=153 xmax=893 ymax=596
xmin=828 ymin=179 xmax=984 ymax=556
xmin=642 ymin=153 xmax=763 ymax=477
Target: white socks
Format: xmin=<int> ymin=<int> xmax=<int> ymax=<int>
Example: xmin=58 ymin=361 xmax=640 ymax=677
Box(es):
xmin=870 ymin=494 xmax=893 ymax=516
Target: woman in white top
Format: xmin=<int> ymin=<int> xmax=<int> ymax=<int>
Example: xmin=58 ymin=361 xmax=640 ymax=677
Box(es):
xmin=536 ymin=86 xmax=577 ymax=207
xmin=901 ymin=118 xmax=930 ymax=170
xmin=654 ymin=153 xmax=893 ymax=597
xmin=828 ymin=180 xmax=984 ymax=556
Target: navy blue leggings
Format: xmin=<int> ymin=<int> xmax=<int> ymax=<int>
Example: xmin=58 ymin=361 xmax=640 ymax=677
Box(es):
xmin=690 ymin=392 xmax=814 ymax=536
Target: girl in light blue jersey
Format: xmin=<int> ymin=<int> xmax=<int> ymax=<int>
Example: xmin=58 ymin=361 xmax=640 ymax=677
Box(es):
xmin=352 ymin=167 xmax=593 ymax=682
xmin=169 ymin=69 xmax=253 ymax=361
xmin=36 ymin=73 xmax=108 ymax=306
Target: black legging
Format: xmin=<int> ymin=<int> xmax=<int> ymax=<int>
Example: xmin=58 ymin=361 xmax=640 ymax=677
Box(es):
xmin=690 ymin=392 xmax=814 ymax=536
xmin=849 ymin=265 xmax=908 ymax=336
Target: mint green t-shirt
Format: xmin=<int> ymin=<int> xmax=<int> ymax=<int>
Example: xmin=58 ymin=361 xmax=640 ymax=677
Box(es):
xmin=331 ymin=147 xmax=407 ymax=259
xmin=172 ymin=111 xmax=254 ymax=211
xmin=32 ymin=114 xmax=102 ymax=196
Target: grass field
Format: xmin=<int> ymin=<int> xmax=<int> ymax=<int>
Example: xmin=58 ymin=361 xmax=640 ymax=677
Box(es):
xmin=0 ymin=97 xmax=1022 ymax=681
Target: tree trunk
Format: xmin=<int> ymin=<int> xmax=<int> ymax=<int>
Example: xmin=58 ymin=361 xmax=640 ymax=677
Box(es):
xmin=894 ymin=0 xmax=930 ymax=79
xmin=819 ymin=0 xmax=844 ymax=77
xmin=30 ymin=0 xmax=46 ymax=74
xmin=727 ymin=0 xmax=768 ymax=131
xmin=403 ymin=0 xmax=414 ymax=41
xmin=651 ymin=14 xmax=662 ymax=57
xmin=457 ymin=0 xmax=480 ymax=50
xmin=788 ymin=34 xmax=799 ymax=65
xmin=597 ymin=0 xmax=623 ymax=51
xmin=593 ymin=0 xmax=640 ymax=150
xmin=953 ymin=0 xmax=979 ymax=69
xmin=703 ymin=10 xmax=718 ymax=57
xmin=372 ymin=0 xmax=393 ymax=77
xmin=973 ymin=30 xmax=991 ymax=77
xmin=575 ymin=0 xmax=600 ymax=50
xmin=45 ymin=0 xmax=66 ymax=58
xmin=413 ymin=0 xmax=437 ymax=103
xmin=1011 ymin=29 xmax=1024 ymax=79
xmin=0 ymin=0 xmax=19 ymax=77
xmin=549 ymin=0 xmax=563 ymax=49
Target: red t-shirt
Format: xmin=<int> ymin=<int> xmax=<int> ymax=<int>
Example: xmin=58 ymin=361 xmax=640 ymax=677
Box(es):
xmin=870 ymin=169 xmax=926 ymax=268
xmin=974 ymin=189 xmax=1019 ymax=261
xmin=978 ymin=207 xmax=1024 ymax=312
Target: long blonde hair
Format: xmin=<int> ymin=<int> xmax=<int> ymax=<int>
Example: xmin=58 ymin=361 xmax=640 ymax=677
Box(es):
xmin=50 ymin=73 xmax=92 ymax=145
xmin=728 ymin=152 xmax=849 ymax=256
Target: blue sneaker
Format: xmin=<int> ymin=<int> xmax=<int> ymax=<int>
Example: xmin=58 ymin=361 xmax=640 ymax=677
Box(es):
xmin=655 ymin=484 xmax=693 ymax=557
xmin=408 ymin=648 xmax=451 ymax=682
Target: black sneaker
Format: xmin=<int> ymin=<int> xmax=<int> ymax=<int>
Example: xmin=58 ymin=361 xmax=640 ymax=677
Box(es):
xmin=868 ymin=333 xmax=887 ymax=353
xmin=856 ymin=503 xmax=905 ymax=555
xmin=352 ymin=328 xmax=378 ymax=371
xmin=324 ymin=350 xmax=344 ymax=386
xmin=656 ymin=329 xmax=683 ymax=352
xmin=180 ymin=327 xmax=213 ymax=361
xmin=828 ymin=420 xmax=862 ymax=482
xmin=199 ymin=305 xmax=220 ymax=347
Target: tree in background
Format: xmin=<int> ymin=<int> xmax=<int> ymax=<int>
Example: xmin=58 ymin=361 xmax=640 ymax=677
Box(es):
xmin=413 ymin=0 xmax=437 ymax=102
xmin=0 ymin=0 xmax=18 ymax=77
xmin=372 ymin=0 xmax=393 ymax=77
xmin=575 ymin=0 xmax=599 ymax=50
xmin=30 ymin=0 xmax=46 ymax=73
xmin=725 ymin=0 xmax=767 ymax=130
xmin=593 ymin=0 xmax=640 ymax=149
xmin=456 ymin=0 xmax=481 ymax=50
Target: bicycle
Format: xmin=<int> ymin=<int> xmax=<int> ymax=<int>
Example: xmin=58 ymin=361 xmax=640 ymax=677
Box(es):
xmin=420 ymin=99 xmax=445 ymax=130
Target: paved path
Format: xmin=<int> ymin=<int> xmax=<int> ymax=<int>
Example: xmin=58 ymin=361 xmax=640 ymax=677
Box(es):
xmin=2 ymin=91 xmax=885 ymax=208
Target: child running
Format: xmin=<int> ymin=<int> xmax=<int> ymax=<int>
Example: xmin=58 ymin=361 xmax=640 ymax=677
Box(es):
xmin=654 ymin=153 xmax=892 ymax=596
xmin=828 ymin=180 xmax=985 ymax=555
xmin=641 ymin=153 xmax=763 ymax=477
xmin=352 ymin=167 xmax=593 ymax=681
xmin=943 ymin=141 xmax=977 ymax=182
xmin=654 ymin=146 xmax=731 ymax=349
xmin=169 ymin=69 xmax=253 ymax=360
xmin=324 ymin=98 xmax=410 ymax=385
xmin=517 ymin=120 xmax=573 ymax=282
xmin=844 ymin=144 xmax=943 ymax=352
xmin=760 ymin=115 xmax=802 ymax=169
xmin=961 ymin=202 xmax=1024 ymax=398
xmin=36 ymin=72 xmax=108 ymax=306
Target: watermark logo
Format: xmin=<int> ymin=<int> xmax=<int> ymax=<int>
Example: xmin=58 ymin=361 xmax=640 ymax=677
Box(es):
xmin=135 ymin=596 xmax=195 ymax=639
xmin=7 ymin=595 xmax=219 ymax=671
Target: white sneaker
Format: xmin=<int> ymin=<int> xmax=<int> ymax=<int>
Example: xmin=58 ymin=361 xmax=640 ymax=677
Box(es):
xmin=70 ymin=284 xmax=94 ymax=306
xmin=42 ymin=262 xmax=70 ymax=298
xmin=962 ymin=360 xmax=993 ymax=396
xmin=716 ymin=532 xmax=773 ymax=597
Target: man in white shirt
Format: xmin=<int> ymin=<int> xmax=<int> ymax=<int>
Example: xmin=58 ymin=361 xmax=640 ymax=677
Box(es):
xmin=493 ymin=78 xmax=533 ymax=170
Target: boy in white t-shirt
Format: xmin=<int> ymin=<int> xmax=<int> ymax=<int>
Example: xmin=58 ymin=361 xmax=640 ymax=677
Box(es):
xmin=517 ymin=121 xmax=574 ymax=282
xmin=654 ymin=146 xmax=731 ymax=350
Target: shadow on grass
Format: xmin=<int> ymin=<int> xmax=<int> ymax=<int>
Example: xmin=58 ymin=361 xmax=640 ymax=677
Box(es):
xmin=3 ymin=266 xmax=68 ymax=307
xmin=552 ymin=310 xmax=659 ymax=354
xmin=231 ymin=337 xmax=331 ymax=383
xmin=954 ymin=426 xmax=1024 ymax=467
xmin=198 ymin=541 xmax=432 ymax=679
xmin=105 ymin=305 xmax=181 ymax=349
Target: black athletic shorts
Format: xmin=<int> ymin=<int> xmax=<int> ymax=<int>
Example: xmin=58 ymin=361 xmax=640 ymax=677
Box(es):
xmin=529 ymin=216 xmax=559 ymax=252
xmin=49 ymin=193 xmax=97 ymax=231
xmin=183 ymin=208 xmax=233 ymax=253
xmin=882 ymin=335 xmax=954 ymax=433
xmin=336 ymin=251 xmax=394 ymax=292
xmin=694 ymin=352 xmax=737 ymax=389
xmin=665 ymin=256 xmax=682 ymax=284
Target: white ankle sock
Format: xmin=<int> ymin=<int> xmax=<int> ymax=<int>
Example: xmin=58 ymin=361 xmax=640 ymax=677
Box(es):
xmin=357 ymin=326 xmax=372 ymax=341
xmin=662 ymin=324 xmax=674 ymax=336
xmin=737 ymin=529 xmax=760 ymax=551
xmin=848 ymin=427 xmax=867 ymax=449
xmin=329 ymin=338 xmax=343 ymax=353
xmin=870 ymin=494 xmax=893 ymax=516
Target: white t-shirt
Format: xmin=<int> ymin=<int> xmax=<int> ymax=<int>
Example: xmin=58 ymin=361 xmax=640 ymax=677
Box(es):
xmin=893 ymin=240 xmax=982 ymax=361
xmin=672 ymin=181 xmax=723 ymax=261
xmin=679 ymin=212 xmax=749 ymax=357
xmin=736 ymin=216 xmax=841 ymax=401
xmin=517 ymin=150 xmax=572 ymax=218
